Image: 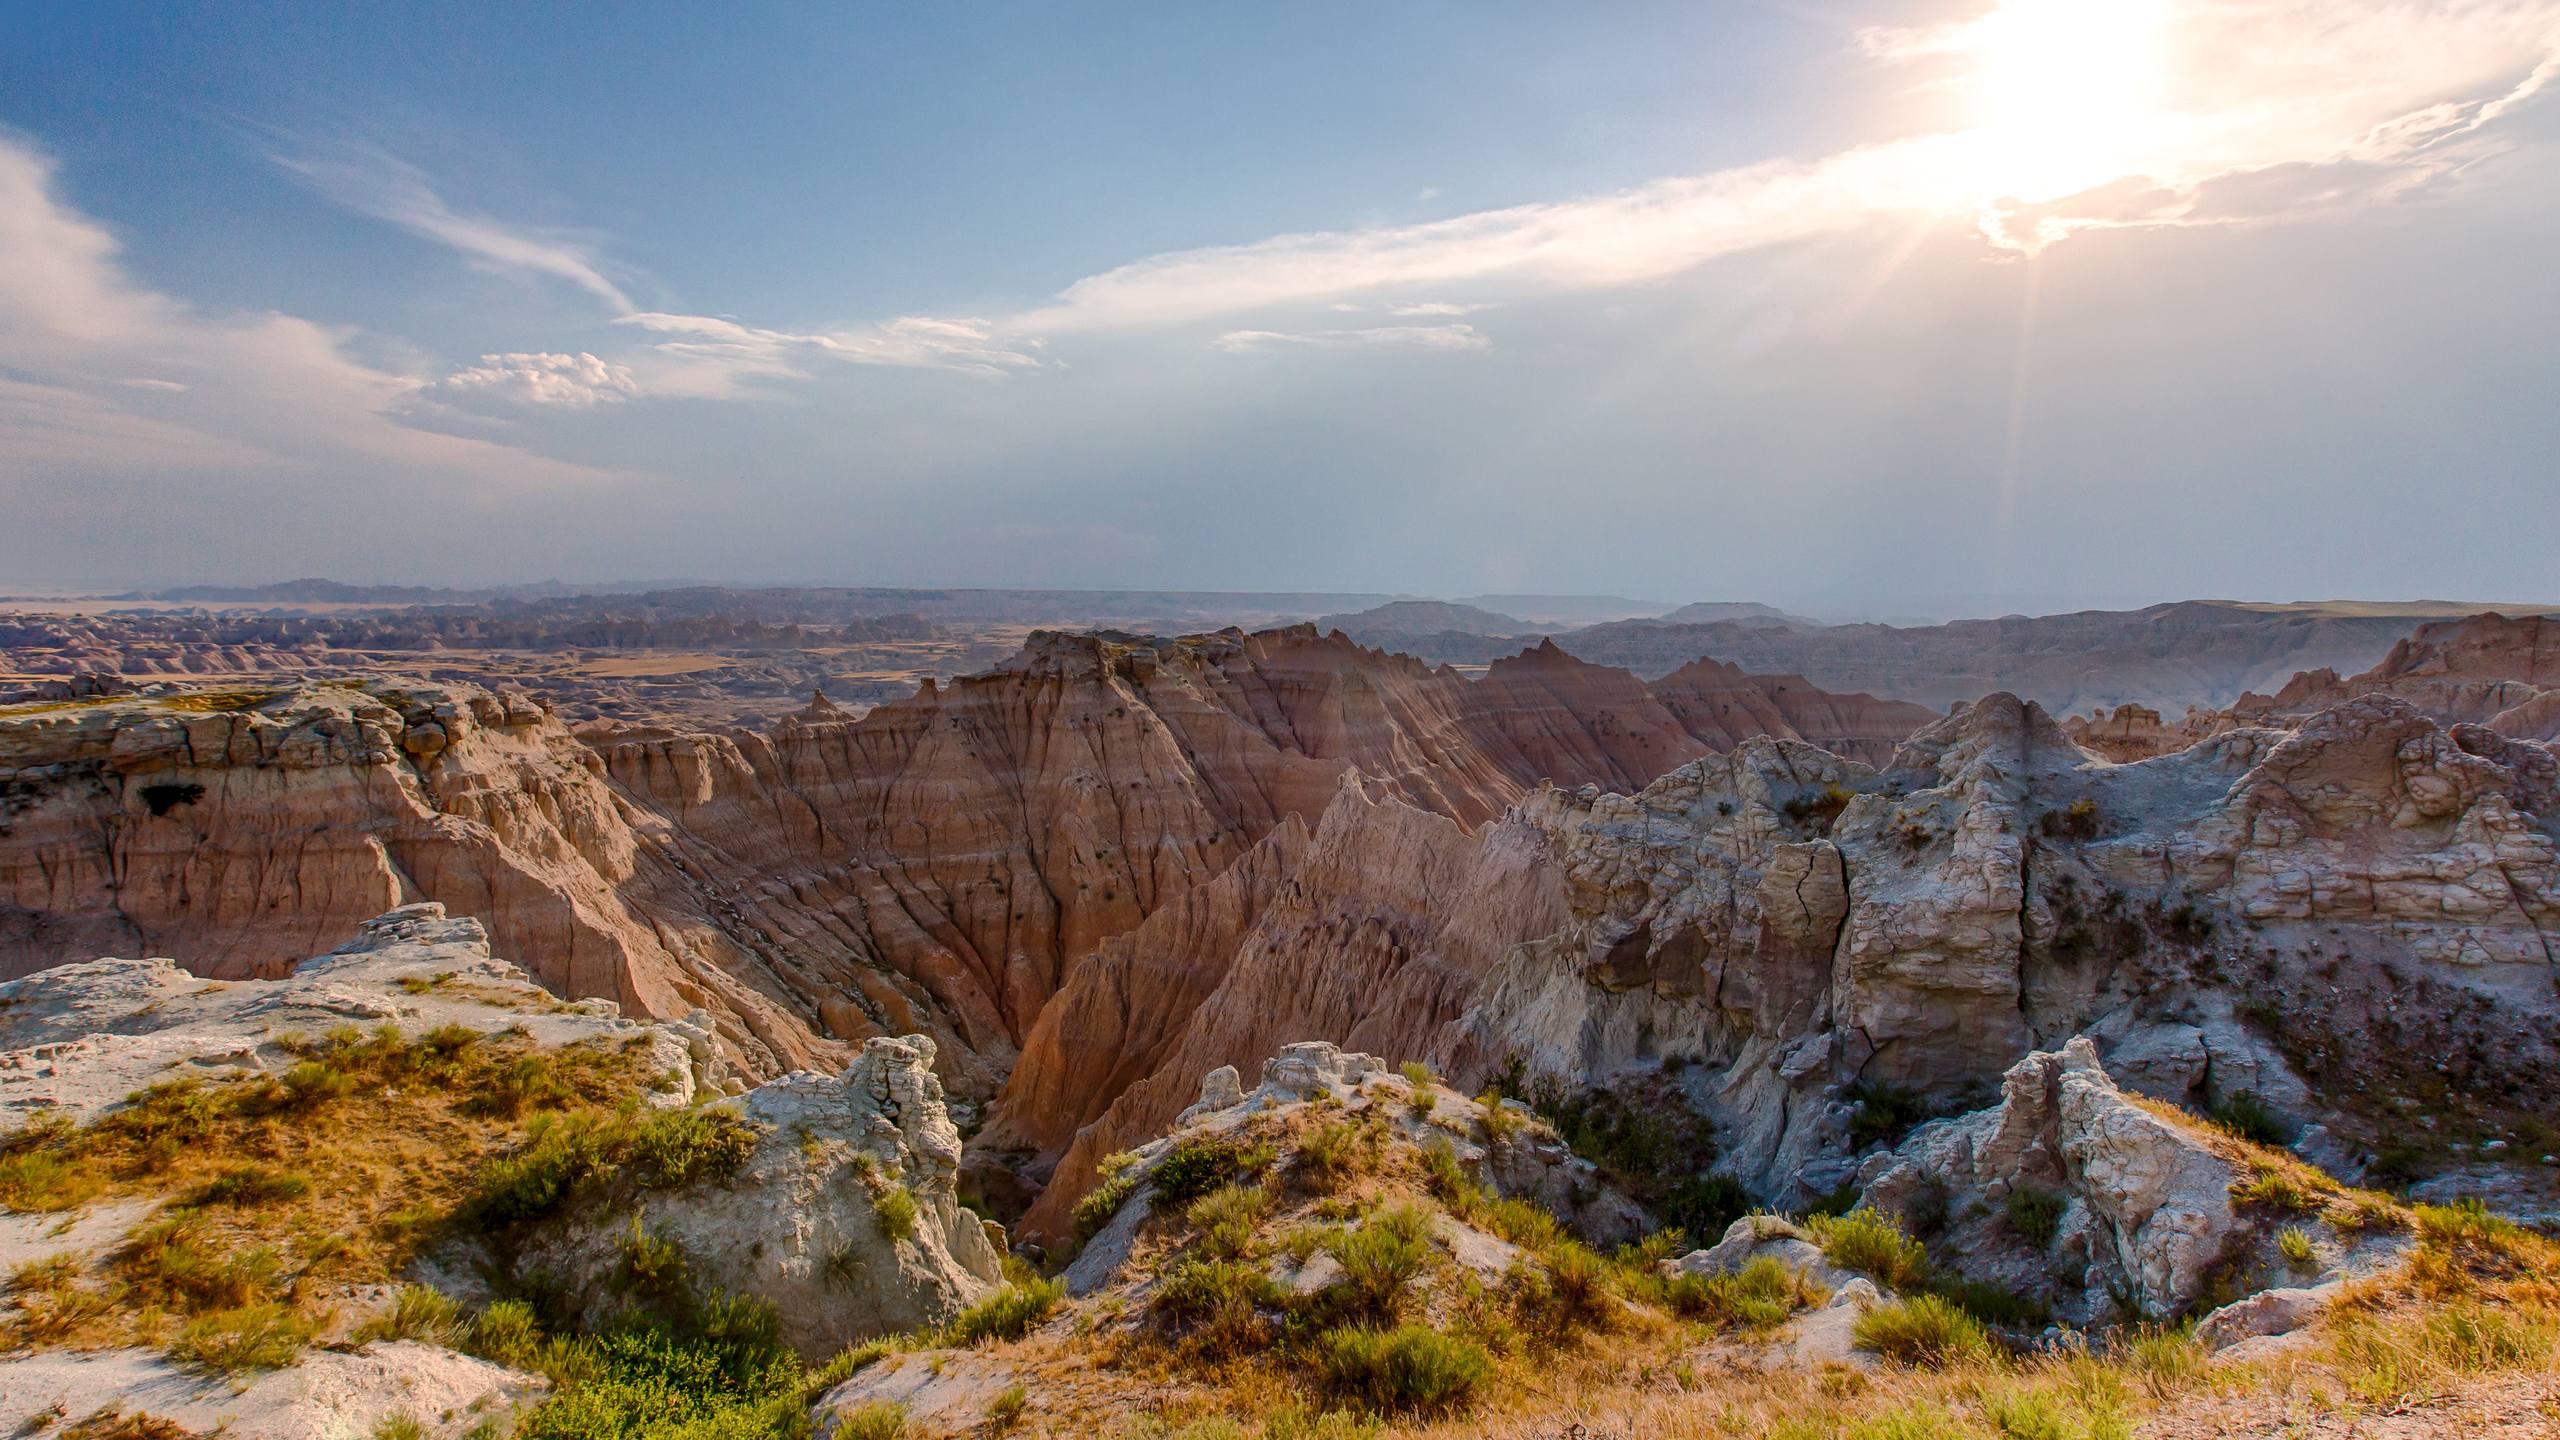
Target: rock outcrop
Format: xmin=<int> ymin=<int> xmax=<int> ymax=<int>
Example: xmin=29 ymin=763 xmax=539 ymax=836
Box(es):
xmin=1 ymin=625 xmax=1933 ymax=1113
xmin=1436 ymin=690 xmax=2559 ymax=1204
xmin=504 ymin=1034 xmax=1003 ymax=1358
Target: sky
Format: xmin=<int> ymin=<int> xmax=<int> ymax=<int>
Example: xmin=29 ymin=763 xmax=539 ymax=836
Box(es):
xmin=3 ymin=0 xmax=2557 ymax=616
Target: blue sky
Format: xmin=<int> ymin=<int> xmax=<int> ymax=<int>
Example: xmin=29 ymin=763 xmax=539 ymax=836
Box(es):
xmin=4 ymin=1 xmax=2557 ymax=613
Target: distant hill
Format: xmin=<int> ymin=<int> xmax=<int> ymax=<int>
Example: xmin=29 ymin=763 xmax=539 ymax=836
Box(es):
xmin=1451 ymin=594 xmax=1666 ymax=626
xmin=1655 ymin=601 xmax=1824 ymax=628
xmin=1315 ymin=599 xmax=1527 ymax=642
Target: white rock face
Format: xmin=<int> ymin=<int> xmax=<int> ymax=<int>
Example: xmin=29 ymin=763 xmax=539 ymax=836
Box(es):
xmin=1063 ymin=1040 xmax=1643 ymax=1298
xmin=0 ymin=902 xmax=703 ymax=1130
xmin=0 ymin=1341 xmax=542 ymax=1439
xmin=510 ymin=1033 xmax=1003 ymax=1359
xmin=1860 ymin=1038 xmax=2246 ymax=1322
xmin=1443 ymin=691 xmax=2560 ymax=1212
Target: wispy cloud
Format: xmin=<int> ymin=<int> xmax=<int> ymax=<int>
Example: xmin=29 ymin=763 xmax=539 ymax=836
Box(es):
xmin=616 ymin=311 xmax=1042 ymax=392
xmin=0 ymin=136 xmax=620 ymax=491
xmin=1001 ymin=0 xmax=2560 ymax=325
xmin=1212 ymin=323 xmax=1490 ymax=353
xmin=275 ymin=144 xmax=636 ymax=310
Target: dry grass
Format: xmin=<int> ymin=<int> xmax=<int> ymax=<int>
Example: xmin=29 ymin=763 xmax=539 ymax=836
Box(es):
xmin=0 ymin=1022 xmax=650 ymax=1357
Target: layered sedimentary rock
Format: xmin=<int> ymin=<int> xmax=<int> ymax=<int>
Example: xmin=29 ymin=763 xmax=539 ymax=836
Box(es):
xmin=1435 ymin=691 xmax=2560 ymax=1205
xmin=2067 ymin=613 xmax=2560 ymax=760
xmin=1001 ymin=776 xmax=1569 ymax=1241
xmin=1551 ymin=601 xmax=2437 ymax=713
xmin=0 ymin=625 xmax=1931 ymax=1102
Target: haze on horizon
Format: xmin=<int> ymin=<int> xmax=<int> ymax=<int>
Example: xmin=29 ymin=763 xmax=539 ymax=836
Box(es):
xmin=4 ymin=1 xmax=2557 ymax=615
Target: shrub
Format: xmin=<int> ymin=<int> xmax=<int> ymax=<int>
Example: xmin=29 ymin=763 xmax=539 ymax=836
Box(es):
xmin=2209 ymin=1091 xmax=2294 ymax=1147
xmin=1150 ymin=1136 xmax=1269 ymax=1207
xmin=938 ymin=1278 xmax=1063 ymax=1346
xmin=1527 ymin=1240 xmax=1615 ymax=1331
xmin=2005 ymin=1187 xmax=2066 ymax=1248
xmin=1400 ymin=1061 xmax=1437 ymax=1116
xmin=1314 ymin=1325 xmax=1489 ymax=1415
xmin=1321 ymin=1204 xmax=1434 ymax=1325
xmin=617 ymin=1219 xmax=690 ymax=1302
xmin=369 ymin=1416 xmax=428 ymax=1440
xmin=2278 ymin=1226 xmax=2317 ymax=1268
xmin=117 ymin=1214 xmax=279 ymax=1313
xmin=469 ymin=1112 xmax=608 ymax=1226
xmin=1296 ymin=1120 xmax=1365 ymax=1191
xmin=1416 ymin=1140 xmax=1468 ymax=1203
xmin=872 ymin=1185 xmax=919 ymax=1242
xmin=1667 ymin=1255 xmax=1823 ymax=1330
xmin=2230 ymin=1163 xmax=2324 ymax=1215
xmin=187 ymin=1162 xmax=312 ymax=1208
xmin=1469 ymin=1194 xmax=1564 ymax=1253
xmin=1072 ymin=1172 xmax=1138 ymax=1240
xmin=831 ymin=1403 xmax=912 ymax=1440
xmin=803 ymin=1336 xmax=902 ymax=1397
xmin=1659 ymin=1173 xmax=1753 ymax=1240
xmin=509 ymin=1305 xmax=804 ymax=1440
xmin=986 ymin=1384 xmax=1028 ymax=1429
xmin=1925 ymin=1275 xmax=2047 ymax=1330
xmin=1852 ymin=1294 xmax=1994 ymax=1369
xmin=1808 ymin=1208 xmax=1929 ymax=1291
xmin=624 ymin=1106 xmax=762 ymax=1189
xmin=1187 ymin=1183 xmax=1271 ymax=1259
xmin=172 ymin=1302 xmax=318 ymax=1373
xmin=0 ymin=1148 xmax=104 ymax=1212
xmin=352 ymin=1284 xmax=464 ymax=1346
xmin=1846 ymin=1080 xmax=1932 ymax=1150
xmin=463 ymin=1299 xmax=548 ymax=1371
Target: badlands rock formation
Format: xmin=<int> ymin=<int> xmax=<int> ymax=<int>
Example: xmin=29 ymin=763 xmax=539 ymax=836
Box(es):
xmin=1551 ymin=600 xmax=2439 ymax=713
xmin=1433 ymin=690 xmax=2559 ymax=1210
xmin=2065 ymin=612 xmax=2560 ymax=760
xmin=0 ymin=626 xmax=1934 ymax=1107
xmin=500 ymin=1033 xmax=1003 ymax=1357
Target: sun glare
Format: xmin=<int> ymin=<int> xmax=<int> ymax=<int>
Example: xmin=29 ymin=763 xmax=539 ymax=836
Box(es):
xmin=1965 ymin=0 xmax=2172 ymax=201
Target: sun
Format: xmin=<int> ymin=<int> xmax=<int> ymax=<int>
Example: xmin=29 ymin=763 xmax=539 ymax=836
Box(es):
xmin=1963 ymin=0 xmax=2172 ymax=201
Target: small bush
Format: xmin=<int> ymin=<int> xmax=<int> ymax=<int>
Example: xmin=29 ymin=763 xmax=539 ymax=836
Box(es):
xmin=1072 ymin=1170 xmax=1138 ymax=1240
xmin=938 ymin=1277 xmax=1063 ymax=1346
xmin=469 ymin=1112 xmax=608 ymax=1226
xmin=1150 ymin=1136 xmax=1269 ymax=1208
xmin=1846 ymin=1081 xmax=1932 ymax=1150
xmin=352 ymin=1284 xmax=464 ymax=1346
xmin=1808 ymin=1208 xmax=1929 ymax=1291
xmin=624 ymin=1106 xmax=762 ymax=1189
xmin=2005 ymin=1187 xmax=2066 ymax=1248
xmin=1416 ymin=1140 xmax=1467 ymax=1203
xmin=1852 ymin=1294 xmax=1994 ymax=1369
xmin=172 ymin=1302 xmax=318 ymax=1373
xmin=986 ymin=1384 xmax=1029 ymax=1429
xmin=872 ymin=1185 xmax=919 ymax=1241
xmin=804 ymin=1336 xmax=902 ymax=1397
xmin=463 ymin=1300 xmax=548 ymax=1371
xmin=2209 ymin=1091 xmax=2294 ymax=1147
xmin=1399 ymin=1061 xmax=1437 ymax=1116
xmin=1187 ymin=1183 xmax=1271 ymax=1259
xmin=1658 ymin=1173 xmax=1752 ymax=1240
xmin=1296 ymin=1120 xmax=1366 ymax=1192
xmin=831 ymin=1402 xmax=912 ymax=1440
xmin=1926 ymin=1275 xmax=2048 ymax=1330
xmin=1314 ymin=1324 xmax=1490 ymax=1415
xmin=369 ymin=1416 xmax=428 ymax=1440
xmin=1469 ymin=1193 xmax=1565 ymax=1253
xmin=1666 ymin=1255 xmax=1823 ymax=1330
xmin=187 ymin=1162 xmax=312 ymax=1208
xmin=2230 ymin=1163 xmax=2324 ymax=1215
xmin=2278 ymin=1226 xmax=2317 ymax=1268
xmin=1322 ymin=1204 xmax=1434 ymax=1325
xmin=0 ymin=1148 xmax=104 ymax=1212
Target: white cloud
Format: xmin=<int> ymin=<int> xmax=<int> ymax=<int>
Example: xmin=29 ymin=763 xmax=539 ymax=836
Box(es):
xmin=615 ymin=311 xmax=1042 ymax=393
xmin=433 ymin=351 xmax=640 ymax=407
xmin=0 ymin=136 xmax=620 ymax=492
xmin=275 ymin=144 xmax=636 ymax=310
xmin=1212 ymin=323 xmax=1491 ymax=354
xmin=1386 ymin=300 xmax=1492 ymax=317
xmin=1000 ymin=0 xmax=2560 ymax=327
